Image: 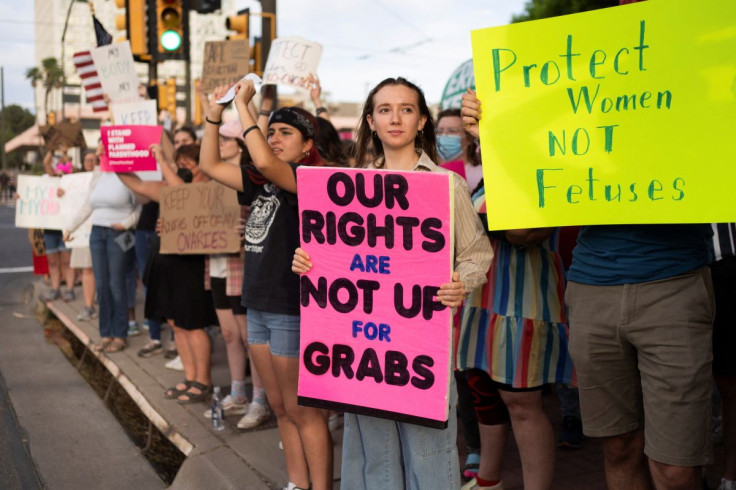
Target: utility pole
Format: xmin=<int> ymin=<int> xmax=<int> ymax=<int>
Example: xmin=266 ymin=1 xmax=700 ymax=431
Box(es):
xmin=260 ymin=0 xmax=276 ymax=71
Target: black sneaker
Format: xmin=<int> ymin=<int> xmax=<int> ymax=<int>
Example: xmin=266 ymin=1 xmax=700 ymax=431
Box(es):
xmin=558 ymin=416 xmax=583 ymax=449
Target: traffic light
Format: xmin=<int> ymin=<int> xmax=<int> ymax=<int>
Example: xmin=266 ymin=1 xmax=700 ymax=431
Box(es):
xmin=157 ymin=77 xmax=177 ymax=115
xmin=114 ymin=0 xmax=150 ymax=61
xmin=225 ymin=10 xmax=249 ymax=41
xmin=155 ymin=0 xmax=188 ymax=60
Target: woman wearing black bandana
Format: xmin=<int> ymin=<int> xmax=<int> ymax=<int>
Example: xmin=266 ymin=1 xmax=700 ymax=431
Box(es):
xmin=200 ymin=81 xmax=331 ymax=490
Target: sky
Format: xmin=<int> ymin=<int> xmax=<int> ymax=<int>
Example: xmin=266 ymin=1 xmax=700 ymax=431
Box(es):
xmin=0 ymin=0 xmax=527 ymax=112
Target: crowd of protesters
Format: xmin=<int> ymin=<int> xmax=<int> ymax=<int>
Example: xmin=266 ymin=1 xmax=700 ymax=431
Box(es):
xmin=27 ymin=0 xmax=735 ymax=489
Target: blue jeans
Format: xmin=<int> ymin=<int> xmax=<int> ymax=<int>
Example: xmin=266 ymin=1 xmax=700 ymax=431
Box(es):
xmin=90 ymin=226 xmax=133 ymax=339
xmin=555 ymin=383 xmax=581 ymax=420
xmin=135 ymin=229 xmax=161 ymax=341
xmin=341 ymin=378 xmax=460 ymax=490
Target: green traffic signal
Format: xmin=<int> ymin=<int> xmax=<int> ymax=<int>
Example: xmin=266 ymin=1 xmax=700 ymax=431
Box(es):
xmin=160 ymin=30 xmax=182 ymax=51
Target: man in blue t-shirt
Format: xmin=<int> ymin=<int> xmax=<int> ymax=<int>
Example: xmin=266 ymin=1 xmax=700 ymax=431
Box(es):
xmin=566 ymin=224 xmax=713 ymax=490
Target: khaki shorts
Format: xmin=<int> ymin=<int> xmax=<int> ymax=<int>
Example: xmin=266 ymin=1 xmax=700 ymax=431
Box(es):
xmin=566 ymin=267 xmax=714 ymax=466
xmin=70 ymin=247 xmax=92 ymax=269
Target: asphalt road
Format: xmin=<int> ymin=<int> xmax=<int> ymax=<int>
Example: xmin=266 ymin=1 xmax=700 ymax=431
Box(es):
xmin=0 ymin=200 xmax=163 ymax=489
xmin=0 ymin=201 xmax=43 ymax=489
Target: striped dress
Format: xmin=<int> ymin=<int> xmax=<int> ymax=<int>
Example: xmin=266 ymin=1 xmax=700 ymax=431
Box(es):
xmin=455 ymin=187 xmax=575 ymax=388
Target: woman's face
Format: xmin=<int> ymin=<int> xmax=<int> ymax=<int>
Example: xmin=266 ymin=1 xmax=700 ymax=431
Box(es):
xmin=436 ymin=115 xmax=470 ymax=162
xmin=219 ymin=135 xmax=240 ymax=160
xmin=367 ymin=84 xmax=426 ymax=152
xmin=83 ymin=153 xmax=97 ymax=171
xmin=174 ymin=131 xmax=195 ymax=149
xmin=267 ymin=123 xmax=312 ymax=163
xmin=176 ymin=155 xmax=200 ymax=179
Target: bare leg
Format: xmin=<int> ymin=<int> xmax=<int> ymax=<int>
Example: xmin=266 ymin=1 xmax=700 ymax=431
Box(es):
xmin=272 ymin=355 xmax=333 ymax=490
xmin=171 ymin=324 xmax=195 ymax=389
xmin=499 ymin=389 xmax=555 ymax=490
xmin=601 ymin=430 xmax=652 ymax=490
xmin=249 ymin=344 xmax=309 ymax=488
xmin=234 ymin=313 xmax=263 ymax=393
xmin=82 ymin=267 xmax=95 ymax=308
xmin=61 ymin=251 xmax=74 ymax=290
xmin=186 ymin=329 xmax=212 ymax=387
xmin=649 ymin=460 xmax=700 ymax=490
xmin=476 ymin=422 xmax=508 ymax=482
xmin=47 ymin=252 xmax=61 ymax=290
xmin=216 ymin=308 xmax=247 ymax=388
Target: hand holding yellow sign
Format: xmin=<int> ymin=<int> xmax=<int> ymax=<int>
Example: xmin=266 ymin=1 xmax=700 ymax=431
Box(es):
xmin=472 ymin=0 xmax=736 ymax=229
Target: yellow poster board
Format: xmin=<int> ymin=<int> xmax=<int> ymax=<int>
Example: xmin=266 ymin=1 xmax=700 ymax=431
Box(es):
xmin=472 ymin=0 xmax=736 ymax=230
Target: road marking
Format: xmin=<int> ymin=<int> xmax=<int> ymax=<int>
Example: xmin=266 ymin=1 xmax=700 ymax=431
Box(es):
xmin=0 ymin=266 xmax=33 ymax=274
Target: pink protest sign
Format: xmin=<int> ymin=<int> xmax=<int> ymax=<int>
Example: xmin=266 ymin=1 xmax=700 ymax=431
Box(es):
xmin=100 ymin=125 xmax=163 ymax=172
xmin=297 ymin=167 xmax=454 ymax=428
xmin=440 ymin=159 xmax=466 ymax=180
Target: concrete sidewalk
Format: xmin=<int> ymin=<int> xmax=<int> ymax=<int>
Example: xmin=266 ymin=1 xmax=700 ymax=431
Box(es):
xmin=0 ymin=274 xmax=164 ymax=490
xmin=40 ymin=281 xmax=727 ymax=490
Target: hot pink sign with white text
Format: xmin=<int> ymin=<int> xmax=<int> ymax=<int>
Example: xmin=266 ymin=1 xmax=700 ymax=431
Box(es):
xmin=296 ymin=167 xmax=453 ymax=428
xmin=100 ymin=125 xmax=163 ymax=172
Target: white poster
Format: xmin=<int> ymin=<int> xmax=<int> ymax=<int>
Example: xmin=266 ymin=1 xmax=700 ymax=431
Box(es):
xmin=90 ymin=41 xmax=139 ymax=103
xmin=15 ymin=175 xmax=63 ymax=230
xmin=111 ymin=100 xmax=158 ymax=126
xmin=60 ymin=172 xmax=94 ymax=248
xmin=262 ymin=36 xmax=323 ymax=90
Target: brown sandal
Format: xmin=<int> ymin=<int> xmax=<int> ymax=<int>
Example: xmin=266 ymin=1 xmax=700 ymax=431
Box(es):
xmin=103 ymin=338 xmax=127 ymax=353
xmin=92 ymin=338 xmax=112 ymax=352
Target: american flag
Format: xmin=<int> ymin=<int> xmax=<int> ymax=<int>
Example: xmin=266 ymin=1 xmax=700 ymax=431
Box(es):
xmin=72 ymin=15 xmax=113 ymax=112
xmin=72 ymin=51 xmax=107 ymax=112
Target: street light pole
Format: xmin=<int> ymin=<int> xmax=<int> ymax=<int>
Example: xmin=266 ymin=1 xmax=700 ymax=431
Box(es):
xmin=60 ymin=0 xmax=83 ymax=122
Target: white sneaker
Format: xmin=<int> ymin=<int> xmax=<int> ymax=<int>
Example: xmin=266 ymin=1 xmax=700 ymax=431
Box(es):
xmin=237 ymin=400 xmax=270 ymax=429
xmin=461 ymin=478 xmax=504 ymax=490
xmin=203 ymin=395 xmax=249 ymax=418
xmin=165 ymin=355 xmax=184 ymax=371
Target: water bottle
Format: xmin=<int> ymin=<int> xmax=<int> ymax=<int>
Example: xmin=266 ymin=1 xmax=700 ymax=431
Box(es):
xmin=211 ymin=386 xmax=225 ymax=431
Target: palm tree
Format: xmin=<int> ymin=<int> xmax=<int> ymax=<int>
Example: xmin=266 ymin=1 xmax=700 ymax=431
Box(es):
xmin=26 ymin=57 xmax=65 ymax=121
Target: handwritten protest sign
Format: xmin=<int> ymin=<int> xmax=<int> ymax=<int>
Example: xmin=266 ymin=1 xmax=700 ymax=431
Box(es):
xmin=111 ymin=100 xmax=158 ymax=126
xmin=15 ymin=175 xmax=62 ymax=230
xmin=159 ymin=181 xmax=242 ymax=255
xmin=262 ymin=36 xmax=322 ymax=90
xmin=296 ymin=167 xmax=454 ymax=428
xmin=100 ymin=125 xmax=163 ymax=172
xmin=90 ymin=41 xmax=139 ymax=103
xmin=39 ymin=121 xmax=86 ymax=151
xmin=441 ymin=59 xmax=475 ymax=110
xmin=60 ymin=172 xmax=94 ymax=248
xmin=472 ymin=0 xmax=736 ymax=229
xmin=201 ymin=40 xmax=251 ymax=93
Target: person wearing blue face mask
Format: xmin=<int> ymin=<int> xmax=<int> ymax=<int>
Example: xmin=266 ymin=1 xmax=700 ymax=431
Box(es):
xmin=436 ymin=108 xmax=482 ymax=191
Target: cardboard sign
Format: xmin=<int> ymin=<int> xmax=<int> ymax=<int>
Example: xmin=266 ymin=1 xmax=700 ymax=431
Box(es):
xmin=159 ymin=181 xmax=242 ymax=255
xmin=59 ymin=172 xmax=94 ymax=248
xmin=15 ymin=175 xmax=62 ymax=230
xmin=441 ymin=59 xmax=475 ymax=110
xmin=262 ymin=36 xmax=323 ymax=90
xmin=111 ymin=100 xmax=158 ymax=126
xmin=201 ymin=40 xmax=251 ymax=93
xmin=296 ymin=167 xmax=454 ymax=428
xmin=472 ymin=0 xmax=736 ymax=229
xmin=100 ymin=125 xmax=163 ymax=172
xmin=39 ymin=121 xmax=86 ymax=151
xmin=90 ymin=41 xmax=139 ymax=103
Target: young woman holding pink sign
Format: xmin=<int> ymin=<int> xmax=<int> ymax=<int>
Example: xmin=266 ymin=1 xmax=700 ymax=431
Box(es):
xmin=292 ymin=78 xmax=492 ymax=490
xmin=199 ymin=82 xmax=332 ymax=490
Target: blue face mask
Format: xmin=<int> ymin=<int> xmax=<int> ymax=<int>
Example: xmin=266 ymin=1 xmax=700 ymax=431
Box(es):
xmin=436 ymin=134 xmax=463 ymax=161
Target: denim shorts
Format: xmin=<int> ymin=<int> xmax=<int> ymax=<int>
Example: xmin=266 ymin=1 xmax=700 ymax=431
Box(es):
xmin=44 ymin=230 xmax=69 ymax=254
xmin=247 ymin=309 xmax=300 ymax=358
